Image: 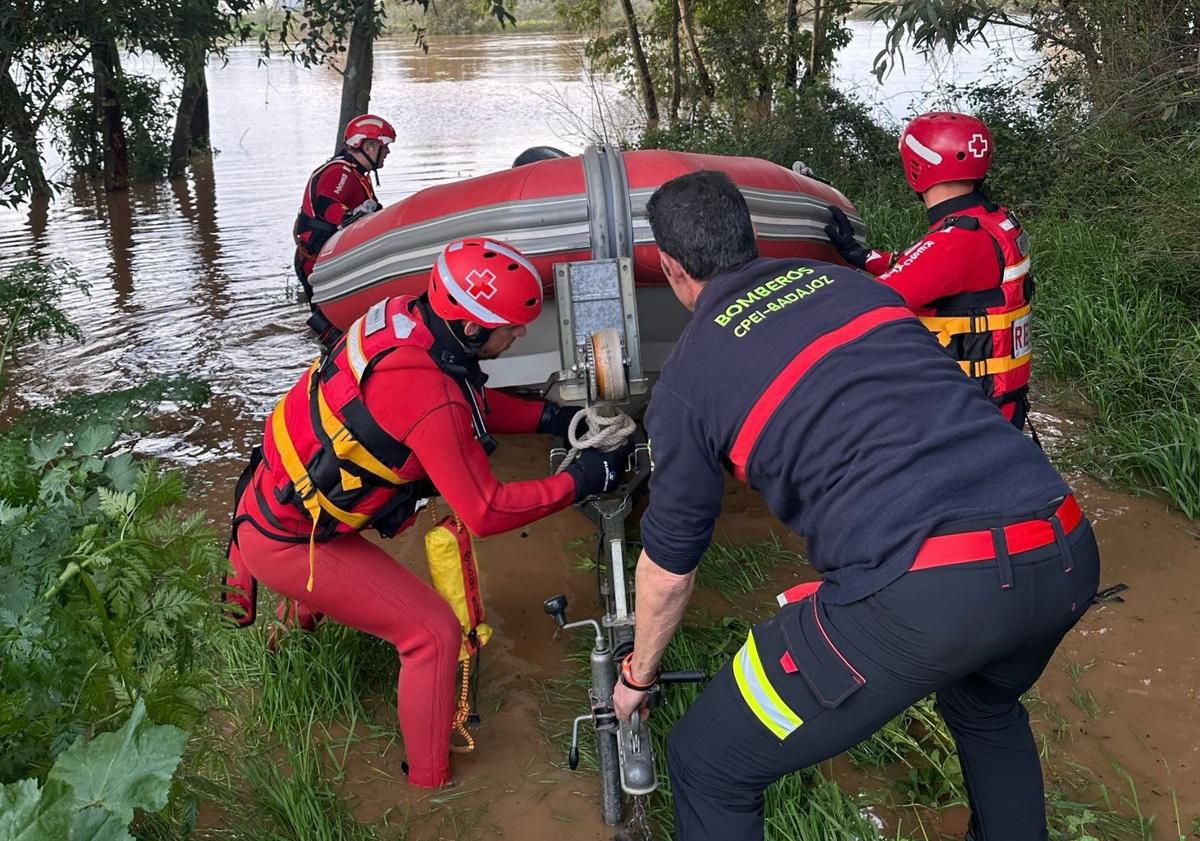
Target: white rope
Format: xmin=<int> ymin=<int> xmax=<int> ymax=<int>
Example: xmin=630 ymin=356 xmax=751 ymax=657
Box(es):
xmin=554 ymin=407 xmax=637 ymax=472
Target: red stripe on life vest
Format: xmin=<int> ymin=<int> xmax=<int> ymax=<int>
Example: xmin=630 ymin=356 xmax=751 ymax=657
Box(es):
xmin=729 ymin=306 xmax=915 ymax=482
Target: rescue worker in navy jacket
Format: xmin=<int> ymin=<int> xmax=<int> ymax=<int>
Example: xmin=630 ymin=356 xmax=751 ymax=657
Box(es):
xmin=610 ymin=171 xmax=1099 ymax=841
xmin=293 ymin=114 xmax=393 ymax=311
xmin=826 ymin=112 xmax=1035 ymax=429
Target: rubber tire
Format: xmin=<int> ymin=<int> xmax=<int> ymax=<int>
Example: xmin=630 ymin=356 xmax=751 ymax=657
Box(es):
xmin=597 ymin=726 xmax=625 ymax=825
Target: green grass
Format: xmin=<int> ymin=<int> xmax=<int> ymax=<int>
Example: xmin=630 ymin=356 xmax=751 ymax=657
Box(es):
xmin=198 ymin=611 xmax=405 ymax=839
xmin=243 ymin=720 xmax=391 ymax=841
xmin=696 ymin=534 xmax=805 ymax=596
xmin=216 ymin=620 xmax=398 ymax=734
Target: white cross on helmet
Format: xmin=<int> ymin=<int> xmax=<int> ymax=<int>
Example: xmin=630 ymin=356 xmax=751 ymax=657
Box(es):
xmin=465 ymin=268 xmax=499 ymax=300
xmin=968 ymin=133 xmax=990 ymax=158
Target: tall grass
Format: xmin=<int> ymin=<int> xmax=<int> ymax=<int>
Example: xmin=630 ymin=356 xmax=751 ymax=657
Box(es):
xmin=696 ymin=535 xmax=805 ymax=596
xmin=202 ymin=617 xmax=402 ymax=839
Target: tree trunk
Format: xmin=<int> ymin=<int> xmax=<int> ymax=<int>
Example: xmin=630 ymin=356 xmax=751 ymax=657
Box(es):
xmin=784 ymin=0 xmax=799 ymax=89
xmin=91 ymin=39 xmax=129 ymax=192
xmin=618 ymin=0 xmax=658 ymax=129
xmin=805 ymin=0 xmax=824 ymax=83
xmin=168 ymin=47 xmax=207 ymax=178
xmin=0 ymin=67 xmax=52 ymax=201
xmin=335 ymin=0 xmax=375 ymax=154
xmin=669 ymin=0 xmax=681 ymax=124
xmin=191 ymin=74 xmax=210 ymax=146
xmin=677 ymin=0 xmax=715 ymax=99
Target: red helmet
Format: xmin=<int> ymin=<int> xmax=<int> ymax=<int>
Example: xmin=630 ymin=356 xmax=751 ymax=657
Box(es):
xmin=428 ymin=238 xmax=544 ymax=327
xmin=899 ymin=111 xmax=993 ymax=193
xmin=344 ymin=114 xmax=396 ymax=149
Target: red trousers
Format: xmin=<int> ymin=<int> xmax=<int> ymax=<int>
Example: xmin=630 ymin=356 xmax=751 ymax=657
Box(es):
xmin=232 ymin=515 xmax=461 ymax=788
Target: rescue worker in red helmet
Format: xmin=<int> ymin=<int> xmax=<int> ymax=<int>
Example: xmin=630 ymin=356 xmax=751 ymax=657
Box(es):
xmin=223 ymin=237 xmax=631 ymax=789
xmin=826 ymin=112 xmax=1036 ymax=430
xmin=293 ymin=114 xmax=395 ymax=327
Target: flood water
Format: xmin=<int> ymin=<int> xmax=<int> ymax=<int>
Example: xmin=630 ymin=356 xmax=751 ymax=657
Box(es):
xmin=3 ymin=27 xmax=1195 ymax=841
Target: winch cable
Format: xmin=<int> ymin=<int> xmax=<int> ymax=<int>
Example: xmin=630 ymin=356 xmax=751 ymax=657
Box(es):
xmin=554 ymin=407 xmax=637 ymax=473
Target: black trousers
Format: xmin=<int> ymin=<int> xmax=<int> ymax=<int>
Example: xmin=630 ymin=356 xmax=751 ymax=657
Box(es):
xmin=667 ymin=518 xmax=1101 ymax=841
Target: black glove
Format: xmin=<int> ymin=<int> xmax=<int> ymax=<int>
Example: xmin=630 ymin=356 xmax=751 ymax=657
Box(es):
xmin=565 ymin=441 xmax=633 ymax=502
xmin=538 ymin=402 xmax=584 ymax=440
xmin=824 ymin=205 xmax=871 ymax=270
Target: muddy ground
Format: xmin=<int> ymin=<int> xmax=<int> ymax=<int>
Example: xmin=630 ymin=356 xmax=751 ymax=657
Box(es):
xmin=189 ymin=415 xmax=1200 ymax=840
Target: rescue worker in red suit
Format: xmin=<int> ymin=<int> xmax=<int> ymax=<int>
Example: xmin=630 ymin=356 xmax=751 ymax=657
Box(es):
xmin=293 ymin=114 xmax=394 ymax=339
xmin=224 ymin=238 xmax=631 ymax=788
xmin=826 ymin=112 xmax=1036 ymax=430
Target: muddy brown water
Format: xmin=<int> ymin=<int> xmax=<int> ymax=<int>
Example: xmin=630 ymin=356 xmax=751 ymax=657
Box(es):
xmin=1 ymin=29 xmax=1192 ymax=841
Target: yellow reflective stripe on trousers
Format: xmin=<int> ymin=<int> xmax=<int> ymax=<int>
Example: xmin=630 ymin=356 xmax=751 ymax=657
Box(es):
xmin=732 ymin=630 xmax=803 ymax=739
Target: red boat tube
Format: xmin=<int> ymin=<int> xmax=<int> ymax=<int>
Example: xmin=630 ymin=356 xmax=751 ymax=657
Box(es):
xmin=308 ymin=145 xmax=864 ymax=331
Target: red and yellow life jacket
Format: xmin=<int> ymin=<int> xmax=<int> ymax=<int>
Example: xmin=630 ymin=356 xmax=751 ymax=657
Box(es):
xmin=913 ymin=206 xmax=1033 ymax=409
xmin=292 ymin=155 xmax=376 ymax=261
xmin=262 ymin=296 xmax=436 ymax=589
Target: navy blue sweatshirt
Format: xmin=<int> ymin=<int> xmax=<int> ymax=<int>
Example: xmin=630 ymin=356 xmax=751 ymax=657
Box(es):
xmin=640 ymin=257 xmax=1068 ymax=604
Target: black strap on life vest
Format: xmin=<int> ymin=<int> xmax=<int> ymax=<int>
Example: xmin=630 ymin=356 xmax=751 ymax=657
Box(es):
xmin=294 ymin=154 xmax=371 ymax=258
xmin=221 ymin=446 xmax=264 ymax=626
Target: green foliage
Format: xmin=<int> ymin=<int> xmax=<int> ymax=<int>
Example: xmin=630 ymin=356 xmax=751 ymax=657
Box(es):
xmin=644 ymin=82 xmax=902 ymax=194
xmin=0 ymin=699 xmax=187 ymax=841
xmin=10 ymin=377 xmax=213 ymax=441
xmin=261 ymin=0 xmax=515 ymax=62
xmin=56 ymin=74 xmax=175 ymax=183
xmin=117 ymin=75 xmax=175 ymax=183
xmin=559 ymin=0 xmax=855 ymax=131
xmin=0 ymin=261 xmax=89 ymax=388
xmin=868 ymin=0 xmax=1200 ymax=126
xmin=0 ymin=421 xmax=223 ymax=784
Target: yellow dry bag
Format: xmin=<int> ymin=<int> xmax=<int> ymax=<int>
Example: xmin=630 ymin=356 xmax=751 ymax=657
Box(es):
xmin=425 ymin=515 xmax=493 ymax=660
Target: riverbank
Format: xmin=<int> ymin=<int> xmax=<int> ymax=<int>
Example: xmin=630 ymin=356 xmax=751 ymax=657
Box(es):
xmin=180 ymin=418 xmax=1198 ymax=840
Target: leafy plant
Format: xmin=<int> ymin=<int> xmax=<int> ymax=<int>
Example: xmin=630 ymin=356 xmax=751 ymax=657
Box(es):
xmin=0 ymin=699 xmax=187 ymax=841
xmin=0 ymin=422 xmax=222 ymax=784
xmin=0 ymin=261 xmax=89 ymax=389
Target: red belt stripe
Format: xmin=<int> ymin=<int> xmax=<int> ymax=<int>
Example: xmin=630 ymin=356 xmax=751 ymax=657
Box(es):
xmin=776 ymin=495 xmax=1084 ymax=606
xmin=911 ymin=494 xmax=1082 ymax=569
xmin=728 ymin=306 xmax=914 ymax=482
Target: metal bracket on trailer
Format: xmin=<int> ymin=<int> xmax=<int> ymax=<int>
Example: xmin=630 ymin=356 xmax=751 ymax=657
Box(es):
xmin=552 ymin=257 xmax=648 ymax=404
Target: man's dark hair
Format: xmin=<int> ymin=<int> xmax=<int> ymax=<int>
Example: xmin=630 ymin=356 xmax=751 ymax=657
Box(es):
xmin=646 ymin=170 xmax=758 ymax=281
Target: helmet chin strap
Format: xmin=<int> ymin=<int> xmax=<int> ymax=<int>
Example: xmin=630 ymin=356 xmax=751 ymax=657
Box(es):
xmin=452 ymin=320 xmax=493 ymax=357
xmin=366 ymin=144 xmax=385 ymax=186
xmin=348 ymin=144 xmax=384 ymax=185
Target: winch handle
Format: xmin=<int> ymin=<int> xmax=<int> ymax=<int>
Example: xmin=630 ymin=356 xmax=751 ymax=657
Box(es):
xmin=659 ymin=669 xmax=707 ymax=684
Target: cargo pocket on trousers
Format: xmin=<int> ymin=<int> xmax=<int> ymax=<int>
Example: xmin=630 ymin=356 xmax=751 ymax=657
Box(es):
xmin=780 ymin=596 xmax=866 ymax=710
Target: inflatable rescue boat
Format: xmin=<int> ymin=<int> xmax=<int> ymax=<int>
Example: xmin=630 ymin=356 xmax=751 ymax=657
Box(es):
xmin=309 ymin=145 xmax=863 ymax=387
